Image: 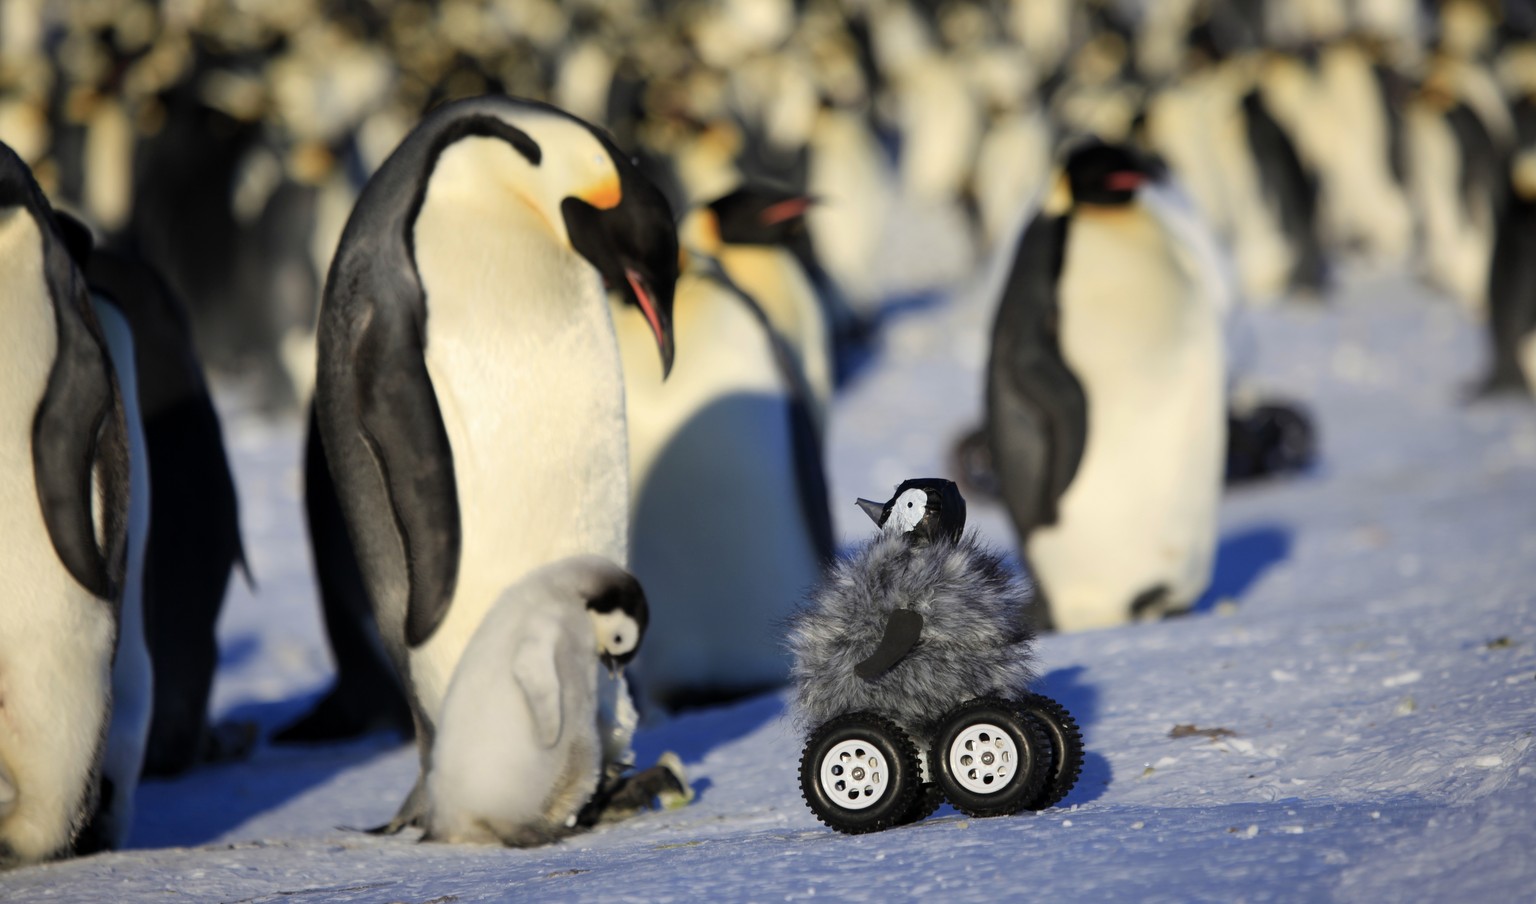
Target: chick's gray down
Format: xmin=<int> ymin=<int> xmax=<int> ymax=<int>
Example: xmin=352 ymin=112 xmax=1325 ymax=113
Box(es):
xmin=787 ymin=530 xmax=1038 ymax=734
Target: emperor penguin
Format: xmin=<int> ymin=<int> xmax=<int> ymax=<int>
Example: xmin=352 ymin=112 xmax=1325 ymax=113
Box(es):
xmin=80 ymin=242 xmax=249 ymax=775
xmin=0 ymin=143 xmax=130 ymax=867
xmin=425 ymin=555 xmax=648 ymax=846
xmin=986 ymin=142 xmax=1226 ymax=632
xmin=617 ymin=228 xmax=833 ymax=711
xmin=313 ymin=96 xmax=678 ymax=832
xmin=693 ymin=185 xmax=836 ymax=439
xmin=1479 ymin=146 xmax=1536 ymax=395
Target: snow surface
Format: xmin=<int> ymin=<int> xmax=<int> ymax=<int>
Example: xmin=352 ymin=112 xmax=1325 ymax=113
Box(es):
xmin=5 ymin=258 xmax=1536 ymax=902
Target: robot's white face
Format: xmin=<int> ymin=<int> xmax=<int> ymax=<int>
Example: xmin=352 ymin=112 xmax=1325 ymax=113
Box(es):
xmin=590 ymin=609 xmax=641 ymax=658
xmin=889 ymin=488 xmax=930 ymax=534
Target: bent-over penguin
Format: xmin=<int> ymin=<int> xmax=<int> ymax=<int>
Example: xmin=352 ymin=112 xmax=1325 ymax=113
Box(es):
xmin=0 ymin=142 xmax=129 ymax=868
xmin=313 ymin=96 xmax=677 ymax=832
xmin=986 ymin=142 xmax=1226 ymax=632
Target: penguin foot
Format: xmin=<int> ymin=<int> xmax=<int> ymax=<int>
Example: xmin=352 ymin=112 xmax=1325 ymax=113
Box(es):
xmin=1225 ymin=401 xmax=1317 ymax=484
xmin=201 ymin=719 xmax=260 ymax=765
xmin=577 ymin=752 xmax=694 ymax=827
xmin=1467 ymin=370 xmax=1532 ymax=401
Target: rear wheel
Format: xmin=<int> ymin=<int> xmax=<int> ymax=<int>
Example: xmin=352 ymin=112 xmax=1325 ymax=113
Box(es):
xmin=930 ymin=697 xmax=1046 ymax=818
xmin=800 ymin=712 xmax=921 ymax=834
xmin=1018 ymin=693 xmax=1084 ymax=809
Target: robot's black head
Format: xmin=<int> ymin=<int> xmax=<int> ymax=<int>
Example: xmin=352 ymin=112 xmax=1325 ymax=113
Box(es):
xmin=856 ymin=478 xmax=967 ymax=545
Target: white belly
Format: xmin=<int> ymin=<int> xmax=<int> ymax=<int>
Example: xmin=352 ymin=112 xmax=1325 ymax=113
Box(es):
xmin=1028 ymin=206 xmax=1226 ymax=631
xmin=408 ymin=180 xmax=629 ymax=723
xmin=0 ymin=209 xmax=116 ymax=864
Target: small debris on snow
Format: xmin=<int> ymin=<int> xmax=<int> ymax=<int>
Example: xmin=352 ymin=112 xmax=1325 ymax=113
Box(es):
xmin=1131 ymin=821 xmax=1145 ymax=830
xmin=1061 ymin=819 xmax=1073 ymax=827
xmin=1227 ymin=825 xmax=1259 ymax=838
xmin=1484 ymin=636 xmax=1517 ymax=651
xmin=1382 ymin=671 xmax=1422 ymax=688
xmin=1395 ymin=696 xmax=1418 ymax=716
xmin=1279 ymin=826 xmax=1305 ymax=835
xmin=1271 ymin=669 xmax=1299 ymax=682
xmin=1169 ymin=724 xmax=1236 ymax=740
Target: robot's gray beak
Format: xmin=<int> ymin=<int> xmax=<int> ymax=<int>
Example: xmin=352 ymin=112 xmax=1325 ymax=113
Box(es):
xmin=855 ymin=498 xmax=886 ymax=526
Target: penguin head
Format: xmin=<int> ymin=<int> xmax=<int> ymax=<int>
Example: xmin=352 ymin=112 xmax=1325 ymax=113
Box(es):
xmin=1062 ymin=141 xmax=1158 ymax=207
xmin=585 ymin=569 xmax=650 ymax=674
xmin=855 ymin=478 xmax=967 ymax=546
xmin=557 ymin=127 xmax=680 ymax=378
xmin=705 ymin=184 xmax=815 ymax=248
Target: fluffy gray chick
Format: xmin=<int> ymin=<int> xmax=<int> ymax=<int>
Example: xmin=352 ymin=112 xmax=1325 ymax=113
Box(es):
xmin=787 ymin=480 xmax=1038 ymax=735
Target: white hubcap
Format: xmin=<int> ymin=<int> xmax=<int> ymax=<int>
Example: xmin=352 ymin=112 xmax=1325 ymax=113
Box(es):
xmin=821 ymin=739 xmax=891 ymax=810
xmin=949 ymin=722 xmax=1018 ymax=795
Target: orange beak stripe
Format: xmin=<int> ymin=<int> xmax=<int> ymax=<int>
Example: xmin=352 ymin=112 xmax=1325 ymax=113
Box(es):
xmin=582 ymin=175 xmax=623 ymax=210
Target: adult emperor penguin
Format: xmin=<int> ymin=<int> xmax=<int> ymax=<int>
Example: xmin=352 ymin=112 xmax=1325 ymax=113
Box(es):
xmin=986 ymin=142 xmax=1226 ymax=632
xmin=313 ymin=96 xmax=677 ymax=832
xmin=79 ymin=241 xmax=249 ymax=775
xmin=1479 ymin=146 xmax=1536 ymax=395
xmin=0 ymin=143 xmax=130 ymax=867
xmin=617 ymin=226 xmax=833 ymax=711
xmin=693 ymin=185 xmax=835 ymax=438
xmin=426 ymin=555 xmax=649 ymax=846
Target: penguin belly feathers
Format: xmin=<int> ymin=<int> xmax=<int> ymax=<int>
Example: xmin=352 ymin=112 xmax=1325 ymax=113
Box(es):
xmin=426 ymin=556 xmax=647 ymax=847
xmin=0 ymin=143 xmax=129 ymax=867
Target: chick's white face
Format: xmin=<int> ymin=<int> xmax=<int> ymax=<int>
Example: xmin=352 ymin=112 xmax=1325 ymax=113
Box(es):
xmin=589 ymin=609 xmax=641 ymax=660
xmin=889 ymin=488 xmax=929 ymax=534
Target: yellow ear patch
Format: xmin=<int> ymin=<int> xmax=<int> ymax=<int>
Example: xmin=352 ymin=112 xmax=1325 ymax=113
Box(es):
xmin=1513 ymin=151 xmax=1536 ymax=201
xmin=581 ymin=174 xmax=622 ymax=209
xmin=1044 ymin=170 xmax=1073 ymax=216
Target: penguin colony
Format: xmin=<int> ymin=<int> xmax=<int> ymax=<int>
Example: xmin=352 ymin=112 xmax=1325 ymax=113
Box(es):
xmin=3 ymin=0 xmax=1536 ymax=865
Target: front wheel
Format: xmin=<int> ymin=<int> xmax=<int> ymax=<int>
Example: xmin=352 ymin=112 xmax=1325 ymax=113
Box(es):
xmin=929 ymin=697 xmax=1046 ymax=818
xmin=800 ymin=712 xmax=921 ymax=834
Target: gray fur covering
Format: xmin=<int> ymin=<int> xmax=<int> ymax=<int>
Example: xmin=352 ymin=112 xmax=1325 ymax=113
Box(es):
xmin=787 ymin=530 xmax=1038 ymax=734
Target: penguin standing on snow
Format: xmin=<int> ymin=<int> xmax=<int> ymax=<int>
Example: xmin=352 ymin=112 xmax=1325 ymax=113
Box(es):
xmin=986 ymin=142 xmax=1226 ymax=632
xmin=0 ymin=143 xmax=130 ymax=867
xmin=618 ymin=217 xmax=832 ymax=711
xmin=313 ymin=96 xmax=677 ymax=832
xmin=426 ymin=555 xmax=683 ymax=846
xmin=1479 ymin=146 xmax=1536 ymax=395
xmin=75 ymin=241 xmax=250 ymax=775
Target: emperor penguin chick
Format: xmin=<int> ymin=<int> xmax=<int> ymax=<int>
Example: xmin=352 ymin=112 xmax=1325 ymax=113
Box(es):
xmin=426 ymin=556 xmax=648 ymax=847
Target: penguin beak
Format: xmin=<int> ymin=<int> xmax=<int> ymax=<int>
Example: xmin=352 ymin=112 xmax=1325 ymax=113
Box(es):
xmin=1105 ymin=170 xmax=1145 ymax=192
xmin=759 ymin=195 xmax=815 ymax=226
xmin=601 ymin=652 xmax=620 ymax=677
xmin=625 ymin=265 xmax=675 ymax=378
xmin=855 ymin=498 xmax=886 ymax=526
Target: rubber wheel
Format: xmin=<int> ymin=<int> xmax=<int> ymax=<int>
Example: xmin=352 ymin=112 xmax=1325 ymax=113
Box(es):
xmin=800 ymin=712 xmax=921 ymax=834
xmin=898 ymin=782 xmax=944 ymax=825
xmin=1018 ymin=693 xmax=1084 ymax=809
xmin=929 ymin=697 xmax=1046 ymax=818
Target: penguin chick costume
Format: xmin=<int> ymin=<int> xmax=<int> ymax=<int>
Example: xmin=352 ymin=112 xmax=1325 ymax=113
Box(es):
xmin=787 ymin=479 xmax=1038 ymax=734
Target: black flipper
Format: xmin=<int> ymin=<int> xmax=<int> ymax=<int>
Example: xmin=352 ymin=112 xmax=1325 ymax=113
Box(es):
xmin=274 ymin=405 xmax=414 ymax=743
xmin=349 ymin=288 xmax=462 ymax=649
xmin=854 ymin=608 xmax=924 ymax=681
xmin=28 ymin=192 xmax=129 ymax=603
xmin=984 ymin=213 xmax=1087 ymax=539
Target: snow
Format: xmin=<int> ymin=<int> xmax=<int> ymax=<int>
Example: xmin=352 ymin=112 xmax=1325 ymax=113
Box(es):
xmin=6 ymin=259 xmax=1536 ymax=902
